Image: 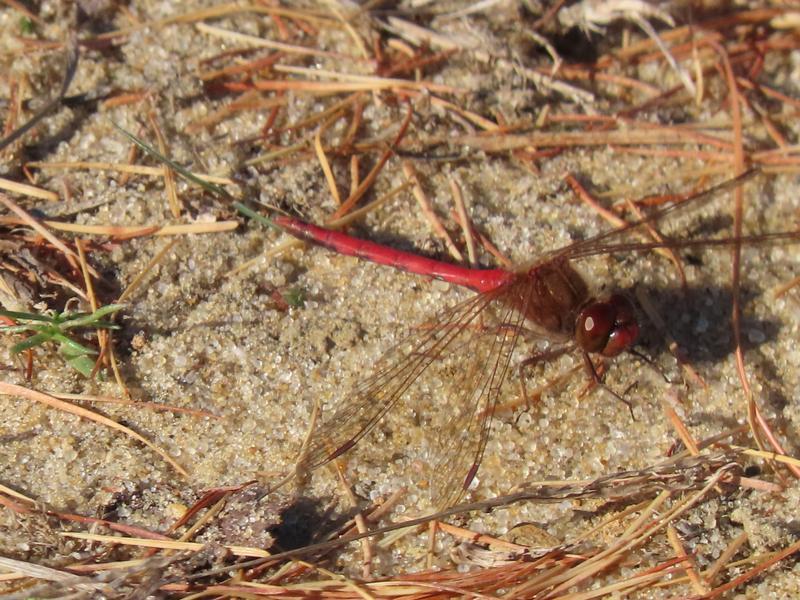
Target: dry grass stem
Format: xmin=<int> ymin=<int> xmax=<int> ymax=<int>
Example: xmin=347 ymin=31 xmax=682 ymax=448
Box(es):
xmin=0 ymin=192 xmax=85 ymax=273
xmin=147 ymin=112 xmax=181 ymax=217
xmin=450 ymin=177 xmax=476 ymax=266
xmin=25 ymin=161 xmax=233 ymax=184
xmin=196 ymin=22 xmax=353 ymax=60
xmin=0 ymin=382 xmax=187 ymax=476
xmin=41 ymin=220 xmax=238 ymax=237
xmin=402 ymin=160 xmax=463 ymax=262
xmin=704 ymin=530 xmax=749 ymax=586
xmin=661 ymin=389 xmax=700 ymax=456
xmin=57 ymin=531 xmax=270 ymax=558
xmin=314 ymin=124 xmax=342 ymax=206
xmin=117 ymin=238 xmax=179 ymax=303
xmin=50 ymin=391 xmax=218 ymax=419
xmin=0 ymin=176 xmax=59 ymax=201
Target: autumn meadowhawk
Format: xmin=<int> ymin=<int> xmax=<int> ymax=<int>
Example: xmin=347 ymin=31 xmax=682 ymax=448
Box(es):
xmin=273 ymin=170 xmax=798 ymax=508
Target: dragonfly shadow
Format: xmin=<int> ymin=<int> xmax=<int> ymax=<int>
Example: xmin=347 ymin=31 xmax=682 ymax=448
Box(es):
xmin=691 ymin=361 xmax=795 ymax=438
xmin=269 ymin=495 xmax=353 ymax=552
xmin=634 ymin=283 xmax=782 ymax=365
xmin=681 ymin=214 xmax=735 ymax=249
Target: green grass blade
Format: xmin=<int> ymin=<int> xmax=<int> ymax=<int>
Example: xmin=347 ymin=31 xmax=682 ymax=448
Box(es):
xmin=112 ymin=123 xmax=231 ymax=199
xmin=11 ymin=332 xmax=52 ymax=353
xmin=1 ymin=324 xmax=40 ymax=334
xmin=234 ymin=202 xmax=282 ymax=232
xmin=63 ymin=353 xmax=97 ymax=378
xmin=0 ymin=309 xmax=56 ymax=323
xmin=60 ymin=304 xmax=124 ymax=329
xmin=83 ymin=320 xmax=121 ymax=330
xmin=50 ymin=332 xmax=97 ymax=356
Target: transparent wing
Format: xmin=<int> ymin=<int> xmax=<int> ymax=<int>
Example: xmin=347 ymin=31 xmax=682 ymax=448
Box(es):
xmin=294 ymin=277 xmax=537 ymax=507
xmin=425 ymin=280 xmax=530 ymax=509
xmin=528 ymin=170 xmax=759 ymax=267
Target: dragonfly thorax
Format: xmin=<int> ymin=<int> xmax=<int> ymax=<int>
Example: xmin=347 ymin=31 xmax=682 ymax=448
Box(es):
xmin=520 ymin=260 xmax=639 ymax=357
xmin=521 ymin=259 xmax=591 ymax=337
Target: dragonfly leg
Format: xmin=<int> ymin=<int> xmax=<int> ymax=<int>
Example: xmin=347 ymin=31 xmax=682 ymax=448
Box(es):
xmin=581 ymin=351 xmax=636 ymax=420
xmin=627 ymin=347 xmax=672 ymax=384
xmin=516 ymin=345 xmax=573 ymax=411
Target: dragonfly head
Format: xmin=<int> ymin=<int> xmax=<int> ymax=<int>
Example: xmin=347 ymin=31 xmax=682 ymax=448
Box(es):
xmin=575 ymin=294 xmax=639 ymax=357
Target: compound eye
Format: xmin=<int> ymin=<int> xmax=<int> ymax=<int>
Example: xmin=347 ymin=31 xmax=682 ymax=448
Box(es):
xmin=575 ymin=302 xmax=616 ymax=354
xmin=575 ymin=295 xmax=639 ymax=357
xmin=602 ymin=295 xmax=639 ymax=357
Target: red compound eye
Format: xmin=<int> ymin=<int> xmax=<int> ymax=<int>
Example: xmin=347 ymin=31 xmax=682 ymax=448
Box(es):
xmin=575 ymin=294 xmax=639 ymax=357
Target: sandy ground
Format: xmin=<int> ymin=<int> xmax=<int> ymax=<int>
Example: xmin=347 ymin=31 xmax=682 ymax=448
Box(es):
xmin=1 ymin=0 xmax=800 ymax=596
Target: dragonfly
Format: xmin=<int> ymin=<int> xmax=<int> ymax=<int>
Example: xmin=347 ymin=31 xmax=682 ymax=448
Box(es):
xmin=272 ymin=170 xmax=798 ymax=509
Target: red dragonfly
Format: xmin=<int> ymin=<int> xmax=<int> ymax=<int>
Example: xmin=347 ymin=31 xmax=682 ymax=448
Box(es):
xmin=273 ymin=170 xmax=797 ymax=508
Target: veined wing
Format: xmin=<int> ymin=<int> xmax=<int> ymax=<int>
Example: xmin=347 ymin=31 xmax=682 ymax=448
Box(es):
xmin=425 ymin=277 xmax=536 ymax=508
xmin=523 ymin=170 xmax=761 ymax=269
xmin=293 ymin=276 xmax=537 ymax=508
